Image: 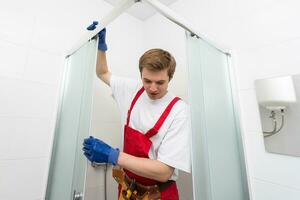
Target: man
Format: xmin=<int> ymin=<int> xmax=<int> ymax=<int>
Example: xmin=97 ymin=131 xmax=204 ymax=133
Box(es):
xmin=83 ymin=22 xmax=191 ymax=200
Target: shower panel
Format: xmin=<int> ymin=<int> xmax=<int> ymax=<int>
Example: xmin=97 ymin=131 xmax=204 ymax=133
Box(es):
xmin=187 ymin=35 xmax=249 ymax=200
xmin=46 ymin=38 xmax=98 ymax=200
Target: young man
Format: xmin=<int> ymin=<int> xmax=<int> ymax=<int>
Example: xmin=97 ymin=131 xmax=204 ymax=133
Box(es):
xmin=83 ymin=24 xmax=191 ymax=200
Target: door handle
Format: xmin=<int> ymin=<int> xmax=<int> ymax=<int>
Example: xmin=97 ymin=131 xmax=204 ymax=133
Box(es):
xmin=73 ymin=190 xmax=83 ymax=200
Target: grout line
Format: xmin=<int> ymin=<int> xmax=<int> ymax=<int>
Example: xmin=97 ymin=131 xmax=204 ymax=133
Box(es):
xmin=0 ymin=37 xmax=62 ymax=56
xmin=238 ymin=88 xmax=255 ymax=92
xmin=0 ymin=115 xmax=53 ymax=120
xmin=253 ymin=177 xmax=300 ymax=191
xmin=0 ymin=156 xmax=48 ymax=161
xmin=237 ymin=36 xmax=300 ymax=53
xmin=0 ymin=75 xmax=59 ymax=87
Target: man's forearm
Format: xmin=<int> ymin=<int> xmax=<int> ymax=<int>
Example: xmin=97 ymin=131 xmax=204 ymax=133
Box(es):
xmin=117 ymin=152 xmax=174 ymax=182
xmin=96 ymin=50 xmax=111 ymax=85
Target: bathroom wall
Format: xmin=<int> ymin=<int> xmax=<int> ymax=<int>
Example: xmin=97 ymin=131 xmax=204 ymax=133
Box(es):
xmin=0 ymin=0 xmax=142 ymax=199
xmin=2 ymin=0 xmax=300 ymax=199
xmin=146 ymin=0 xmax=300 ymax=199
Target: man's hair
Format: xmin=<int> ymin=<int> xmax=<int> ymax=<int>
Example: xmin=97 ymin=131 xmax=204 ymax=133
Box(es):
xmin=139 ymin=48 xmax=176 ymax=80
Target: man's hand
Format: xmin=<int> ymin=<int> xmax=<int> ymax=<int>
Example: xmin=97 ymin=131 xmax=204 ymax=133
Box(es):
xmin=87 ymin=21 xmax=107 ymax=51
xmin=82 ymin=136 xmax=119 ymax=165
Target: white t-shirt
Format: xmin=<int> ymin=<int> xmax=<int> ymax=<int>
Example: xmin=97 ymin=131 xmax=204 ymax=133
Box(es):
xmin=110 ymin=75 xmax=191 ymax=180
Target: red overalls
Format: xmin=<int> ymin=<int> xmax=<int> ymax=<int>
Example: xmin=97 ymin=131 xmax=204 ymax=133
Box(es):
xmin=121 ymin=87 xmax=181 ymax=200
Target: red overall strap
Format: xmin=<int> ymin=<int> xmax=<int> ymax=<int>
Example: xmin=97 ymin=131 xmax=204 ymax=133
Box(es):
xmin=145 ymin=97 xmax=181 ymax=138
xmin=126 ymin=87 xmax=145 ymax=126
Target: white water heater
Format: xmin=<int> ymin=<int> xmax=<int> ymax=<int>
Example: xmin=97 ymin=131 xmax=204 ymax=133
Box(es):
xmin=255 ymin=76 xmax=297 ymax=110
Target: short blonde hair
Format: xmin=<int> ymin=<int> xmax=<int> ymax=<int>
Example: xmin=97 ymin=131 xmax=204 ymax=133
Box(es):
xmin=139 ymin=48 xmax=176 ymax=80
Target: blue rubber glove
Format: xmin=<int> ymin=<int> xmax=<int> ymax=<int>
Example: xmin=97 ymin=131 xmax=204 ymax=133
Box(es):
xmin=82 ymin=136 xmax=120 ymax=165
xmin=86 ymin=21 xmax=107 ymax=51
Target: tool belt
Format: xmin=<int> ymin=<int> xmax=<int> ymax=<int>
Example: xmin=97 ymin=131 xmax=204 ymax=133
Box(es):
xmin=112 ymin=167 xmax=174 ymax=200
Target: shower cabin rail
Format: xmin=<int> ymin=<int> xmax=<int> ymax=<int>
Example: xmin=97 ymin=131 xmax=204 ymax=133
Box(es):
xmin=65 ymin=0 xmax=231 ymax=58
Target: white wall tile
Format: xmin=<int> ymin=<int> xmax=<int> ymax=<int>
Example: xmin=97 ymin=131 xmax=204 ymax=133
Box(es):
xmin=0 ymin=117 xmax=54 ymax=160
xmin=242 ymin=130 xmax=266 ymax=174
xmin=0 ymin=9 xmax=35 ymax=46
xmin=90 ymin=121 xmax=122 ymax=148
xmin=23 ymin=49 xmax=63 ymax=85
xmin=0 ymin=78 xmax=58 ymax=118
xmin=29 ymin=0 xmax=115 ymax=54
xmin=0 ymin=40 xmax=27 ymax=78
xmin=252 ymin=178 xmax=300 ymax=200
xmin=234 ymin=1 xmax=300 ymax=49
xmin=238 ymin=89 xmax=262 ymax=132
xmin=244 ymin=132 xmax=300 ymax=189
xmin=106 ymin=15 xmax=144 ymax=78
xmin=0 ymin=158 xmax=48 ymax=200
xmin=84 ymin=165 xmax=119 ymax=200
xmin=91 ymin=79 xmax=120 ymax=123
xmin=0 ymin=0 xmax=43 ymax=16
xmin=85 ymin=164 xmax=106 ymax=188
xmin=84 ymin=185 xmax=104 ymax=200
xmin=30 ymin=20 xmax=75 ymax=54
xmin=235 ymin=39 xmax=300 ymax=90
xmin=105 ymin=165 xmax=119 ymax=200
xmin=232 ymin=0 xmax=274 ymax=17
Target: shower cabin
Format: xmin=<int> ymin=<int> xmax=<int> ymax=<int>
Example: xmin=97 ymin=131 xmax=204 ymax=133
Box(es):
xmin=45 ymin=0 xmax=250 ymax=199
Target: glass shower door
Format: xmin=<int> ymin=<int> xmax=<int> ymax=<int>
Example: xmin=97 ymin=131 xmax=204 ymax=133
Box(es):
xmin=187 ymin=35 xmax=249 ymax=200
xmin=46 ymin=38 xmax=98 ymax=200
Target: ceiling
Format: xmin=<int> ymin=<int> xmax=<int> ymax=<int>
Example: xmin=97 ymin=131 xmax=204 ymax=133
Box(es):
xmin=104 ymin=0 xmax=178 ymax=20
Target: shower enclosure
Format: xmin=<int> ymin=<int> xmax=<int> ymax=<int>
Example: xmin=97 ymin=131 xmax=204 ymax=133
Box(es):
xmin=46 ymin=39 xmax=98 ymax=200
xmin=45 ymin=0 xmax=250 ymax=200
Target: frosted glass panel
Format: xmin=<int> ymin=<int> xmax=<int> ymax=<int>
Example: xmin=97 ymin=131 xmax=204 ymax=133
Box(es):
xmin=187 ymin=36 xmax=249 ymax=200
xmin=46 ymin=39 xmax=98 ymax=200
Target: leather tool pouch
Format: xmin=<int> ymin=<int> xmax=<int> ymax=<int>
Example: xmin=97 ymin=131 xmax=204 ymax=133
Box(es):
xmin=112 ymin=167 xmax=161 ymax=200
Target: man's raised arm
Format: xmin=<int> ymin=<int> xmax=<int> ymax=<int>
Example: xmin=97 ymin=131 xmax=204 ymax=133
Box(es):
xmin=87 ymin=21 xmax=111 ymax=86
xmin=96 ymin=50 xmax=111 ymax=86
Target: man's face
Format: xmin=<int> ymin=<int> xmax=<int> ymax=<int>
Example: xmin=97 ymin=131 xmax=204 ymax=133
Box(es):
xmin=141 ymin=68 xmax=170 ymax=100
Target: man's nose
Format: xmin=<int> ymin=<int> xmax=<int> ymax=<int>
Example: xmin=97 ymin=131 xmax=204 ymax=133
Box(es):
xmin=149 ymin=83 xmax=157 ymax=92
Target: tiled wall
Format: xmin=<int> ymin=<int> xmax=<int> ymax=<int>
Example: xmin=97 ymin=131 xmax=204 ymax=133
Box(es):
xmin=0 ymin=1 xmax=64 ymax=198
xmin=237 ymin=41 xmax=300 ymax=199
xmin=0 ymin=0 xmax=141 ymax=199
xmin=2 ymin=0 xmax=300 ymax=199
xmin=166 ymin=0 xmax=300 ymax=199
xmin=143 ymin=0 xmax=300 ymax=199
